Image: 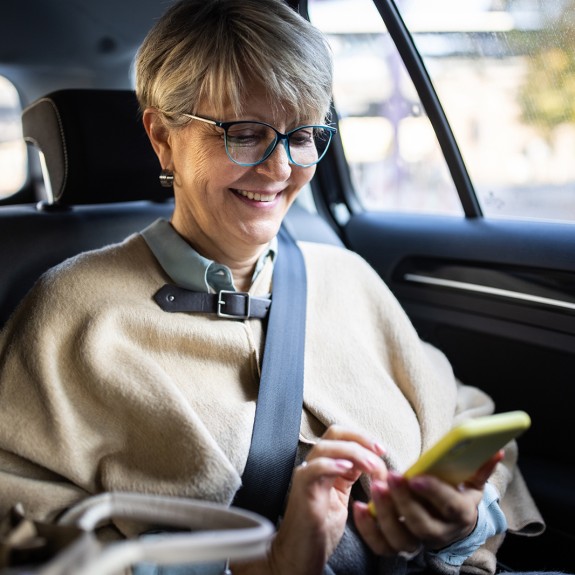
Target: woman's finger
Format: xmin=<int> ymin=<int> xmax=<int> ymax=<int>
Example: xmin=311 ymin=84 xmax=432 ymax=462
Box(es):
xmin=405 ymin=473 xmax=480 ymax=522
xmin=465 ymin=450 xmax=504 ymax=489
xmin=370 ymin=479 xmax=422 ymax=554
xmin=353 ymin=501 xmax=395 ymax=556
xmin=320 ymin=424 xmax=386 ymax=457
xmin=397 ymin=474 xmax=479 ymax=547
xmin=307 ymin=438 xmax=387 ymax=477
xmin=294 ymin=456 xmax=355 ymax=483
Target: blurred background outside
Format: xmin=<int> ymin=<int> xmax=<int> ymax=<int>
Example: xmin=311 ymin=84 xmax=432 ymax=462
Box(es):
xmin=309 ymin=0 xmax=575 ymax=221
xmin=0 ymin=76 xmax=25 ymax=197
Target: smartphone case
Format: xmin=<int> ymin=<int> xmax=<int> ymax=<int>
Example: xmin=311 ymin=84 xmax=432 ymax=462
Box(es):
xmin=404 ymin=410 xmax=531 ymax=485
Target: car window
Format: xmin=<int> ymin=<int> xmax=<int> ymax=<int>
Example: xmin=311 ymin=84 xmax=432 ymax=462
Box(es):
xmin=0 ymin=76 xmax=26 ymax=198
xmin=402 ymin=0 xmax=575 ymax=222
xmin=308 ymin=0 xmax=462 ymax=216
xmin=309 ymin=0 xmax=575 ymax=223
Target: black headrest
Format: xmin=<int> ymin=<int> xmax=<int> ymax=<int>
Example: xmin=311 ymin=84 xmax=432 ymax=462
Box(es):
xmin=22 ymin=89 xmax=172 ymax=205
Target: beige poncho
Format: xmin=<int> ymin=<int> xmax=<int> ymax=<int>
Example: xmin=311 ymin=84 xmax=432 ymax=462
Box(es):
xmin=0 ymin=233 xmax=543 ymax=573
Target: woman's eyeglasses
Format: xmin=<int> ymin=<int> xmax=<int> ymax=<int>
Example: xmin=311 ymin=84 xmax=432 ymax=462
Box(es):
xmin=182 ymin=113 xmax=336 ymax=168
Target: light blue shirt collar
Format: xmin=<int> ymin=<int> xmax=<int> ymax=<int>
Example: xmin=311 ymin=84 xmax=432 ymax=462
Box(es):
xmin=141 ymin=218 xmax=277 ymax=293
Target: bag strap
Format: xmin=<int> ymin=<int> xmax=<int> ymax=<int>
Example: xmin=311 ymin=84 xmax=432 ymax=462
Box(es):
xmin=233 ymin=226 xmax=307 ymax=523
xmin=48 ymin=493 xmax=275 ymax=575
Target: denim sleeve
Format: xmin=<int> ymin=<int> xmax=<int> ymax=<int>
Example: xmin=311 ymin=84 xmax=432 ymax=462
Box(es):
xmin=429 ymin=482 xmax=508 ymax=567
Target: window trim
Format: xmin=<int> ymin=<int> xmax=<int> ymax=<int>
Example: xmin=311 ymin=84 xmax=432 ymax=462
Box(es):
xmin=372 ymin=0 xmax=482 ymax=218
xmin=303 ymin=0 xmax=483 ymax=220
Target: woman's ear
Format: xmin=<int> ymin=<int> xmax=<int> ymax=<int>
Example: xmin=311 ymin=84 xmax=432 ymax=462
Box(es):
xmin=142 ymin=108 xmax=173 ymax=169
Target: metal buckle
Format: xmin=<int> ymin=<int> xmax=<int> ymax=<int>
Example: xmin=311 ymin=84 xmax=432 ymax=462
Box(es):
xmin=217 ymin=290 xmax=251 ymax=319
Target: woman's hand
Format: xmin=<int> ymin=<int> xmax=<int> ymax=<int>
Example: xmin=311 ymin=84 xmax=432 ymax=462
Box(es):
xmin=265 ymin=425 xmax=388 ymax=575
xmin=353 ymin=450 xmax=503 ymax=558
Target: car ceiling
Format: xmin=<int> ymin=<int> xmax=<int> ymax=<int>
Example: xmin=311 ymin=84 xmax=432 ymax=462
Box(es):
xmin=0 ymin=0 xmax=177 ymax=103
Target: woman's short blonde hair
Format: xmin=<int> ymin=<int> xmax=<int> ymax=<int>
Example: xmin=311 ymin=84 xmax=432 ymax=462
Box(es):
xmin=135 ymin=0 xmax=333 ymax=127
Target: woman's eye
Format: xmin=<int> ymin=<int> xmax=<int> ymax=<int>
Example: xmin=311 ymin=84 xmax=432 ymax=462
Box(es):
xmin=227 ymin=125 xmax=267 ymax=146
xmin=290 ymin=130 xmax=314 ymax=146
xmin=227 ymin=133 xmax=258 ymax=144
xmin=228 ymin=135 xmax=260 ymax=147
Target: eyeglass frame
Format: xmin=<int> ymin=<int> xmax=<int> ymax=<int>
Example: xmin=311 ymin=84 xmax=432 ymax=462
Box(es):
xmin=181 ymin=113 xmax=337 ymax=168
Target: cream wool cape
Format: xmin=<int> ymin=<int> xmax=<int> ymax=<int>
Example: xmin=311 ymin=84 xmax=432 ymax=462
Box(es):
xmin=0 ymin=232 xmax=543 ymax=573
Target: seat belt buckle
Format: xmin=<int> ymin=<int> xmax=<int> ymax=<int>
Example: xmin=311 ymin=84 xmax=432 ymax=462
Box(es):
xmin=217 ymin=290 xmax=251 ymax=319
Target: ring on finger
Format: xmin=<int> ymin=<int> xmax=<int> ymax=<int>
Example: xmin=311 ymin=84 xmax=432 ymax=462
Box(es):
xmin=299 ymin=460 xmax=308 ymax=469
xmin=398 ymin=543 xmax=424 ymax=560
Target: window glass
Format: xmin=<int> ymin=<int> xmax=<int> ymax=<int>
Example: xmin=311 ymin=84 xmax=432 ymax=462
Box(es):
xmin=312 ymin=0 xmax=575 ymax=222
xmin=308 ymin=0 xmax=463 ymax=216
xmin=401 ymin=0 xmax=575 ymax=221
xmin=0 ymin=76 xmax=26 ymax=197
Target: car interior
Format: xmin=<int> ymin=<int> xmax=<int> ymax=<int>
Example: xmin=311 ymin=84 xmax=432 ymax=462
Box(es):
xmin=0 ymin=88 xmax=341 ymax=327
xmin=0 ymin=0 xmax=573 ymax=572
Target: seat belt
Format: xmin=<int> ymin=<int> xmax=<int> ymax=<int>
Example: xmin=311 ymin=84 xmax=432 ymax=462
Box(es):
xmin=153 ymin=225 xmax=307 ymax=523
xmin=232 ymin=225 xmax=307 ymax=523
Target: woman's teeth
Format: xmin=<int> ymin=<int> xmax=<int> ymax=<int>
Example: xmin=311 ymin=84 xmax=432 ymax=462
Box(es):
xmin=236 ymin=189 xmax=277 ymax=202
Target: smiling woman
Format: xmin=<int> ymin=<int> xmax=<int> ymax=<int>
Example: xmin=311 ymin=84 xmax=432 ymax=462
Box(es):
xmin=0 ymin=1 xmax=566 ymax=575
xmin=134 ymin=0 xmax=335 ymax=288
xmin=142 ymin=82 xmax=321 ymax=290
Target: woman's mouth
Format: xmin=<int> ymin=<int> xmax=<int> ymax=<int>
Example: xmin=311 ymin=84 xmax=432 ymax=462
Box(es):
xmin=234 ymin=189 xmax=279 ymax=203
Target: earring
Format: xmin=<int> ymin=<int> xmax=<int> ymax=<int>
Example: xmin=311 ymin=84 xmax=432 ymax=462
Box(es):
xmin=159 ymin=169 xmax=174 ymax=188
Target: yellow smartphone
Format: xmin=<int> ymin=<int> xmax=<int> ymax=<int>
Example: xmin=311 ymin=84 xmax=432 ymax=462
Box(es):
xmin=367 ymin=410 xmax=530 ymax=517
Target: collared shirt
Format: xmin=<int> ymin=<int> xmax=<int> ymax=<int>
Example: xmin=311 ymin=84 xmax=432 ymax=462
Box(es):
xmin=138 ymin=217 xmax=507 ymax=568
xmin=141 ymin=218 xmax=277 ymax=293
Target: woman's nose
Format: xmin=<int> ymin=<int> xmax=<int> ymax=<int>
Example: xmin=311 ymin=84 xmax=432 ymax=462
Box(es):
xmin=255 ymin=139 xmax=292 ymax=181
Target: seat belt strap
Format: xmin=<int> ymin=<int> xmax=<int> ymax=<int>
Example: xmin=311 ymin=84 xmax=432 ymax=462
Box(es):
xmin=232 ymin=226 xmax=307 ymax=523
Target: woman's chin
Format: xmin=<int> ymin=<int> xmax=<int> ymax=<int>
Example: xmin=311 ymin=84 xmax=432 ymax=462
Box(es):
xmin=246 ymin=228 xmax=282 ymax=249
xmin=236 ymin=219 xmax=283 ymax=249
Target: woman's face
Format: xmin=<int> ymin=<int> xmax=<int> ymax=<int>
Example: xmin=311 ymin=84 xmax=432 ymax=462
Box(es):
xmin=150 ymin=85 xmax=316 ymax=263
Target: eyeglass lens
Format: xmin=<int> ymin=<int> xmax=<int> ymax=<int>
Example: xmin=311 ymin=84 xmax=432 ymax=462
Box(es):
xmin=224 ymin=123 xmax=332 ymax=167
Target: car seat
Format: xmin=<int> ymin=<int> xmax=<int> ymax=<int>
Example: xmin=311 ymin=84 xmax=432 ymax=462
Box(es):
xmin=0 ymin=89 xmax=341 ymax=327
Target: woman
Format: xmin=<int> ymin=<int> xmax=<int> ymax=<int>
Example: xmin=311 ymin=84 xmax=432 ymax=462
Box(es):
xmin=0 ymin=1 xmax=547 ymax=574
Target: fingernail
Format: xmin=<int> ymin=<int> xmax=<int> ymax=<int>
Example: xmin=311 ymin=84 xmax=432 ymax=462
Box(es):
xmin=388 ymin=471 xmax=404 ymax=488
xmin=409 ymin=476 xmax=430 ymax=491
xmin=364 ymin=455 xmax=381 ymax=472
xmin=372 ymin=479 xmax=389 ymax=500
xmin=374 ymin=442 xmax=386 ymax=456
xmin=335 ymin=459 xmax=354 ymax=470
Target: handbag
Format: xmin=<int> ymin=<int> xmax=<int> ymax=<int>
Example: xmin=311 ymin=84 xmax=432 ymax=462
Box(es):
xmin=0 ymin=492 xmax=274 ymax=575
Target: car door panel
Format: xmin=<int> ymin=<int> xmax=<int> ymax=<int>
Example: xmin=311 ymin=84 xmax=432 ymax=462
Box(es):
xmin=344 ymin=211 xmax=575 ymax=570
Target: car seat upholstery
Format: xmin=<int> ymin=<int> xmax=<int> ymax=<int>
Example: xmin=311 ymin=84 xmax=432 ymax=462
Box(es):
xmin=0 ymin=89 xmax=342 ymax=327
xmin=22 ymin=89 xmax=173 ymax=206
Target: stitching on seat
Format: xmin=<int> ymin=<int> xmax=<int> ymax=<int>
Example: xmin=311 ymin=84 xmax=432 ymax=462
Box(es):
xmin=24 ymin=96 xmax=69 ymax=204
xmin=47 ymin=98 xmax=69 ymax=203
xmin=31 ymin=97 xmax=68 ymax=203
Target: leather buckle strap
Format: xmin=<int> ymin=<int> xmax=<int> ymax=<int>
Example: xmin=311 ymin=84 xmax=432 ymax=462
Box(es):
xmin=217 ymin=290 xmax=250 ymax=319
xmin=153 ymin=284 xmax=271 ymax=319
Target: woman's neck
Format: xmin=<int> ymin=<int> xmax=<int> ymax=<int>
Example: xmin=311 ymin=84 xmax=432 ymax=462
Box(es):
xmin=228 ymin=261 xmax=257 ymax=292
xmin=171 ymin=217 xmax=265 ymax=292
